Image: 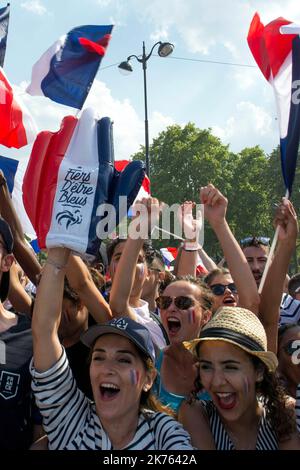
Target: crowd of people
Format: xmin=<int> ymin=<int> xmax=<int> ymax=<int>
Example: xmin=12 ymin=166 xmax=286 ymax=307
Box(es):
xmin=0 ymin=174 xmax=300 ymax=450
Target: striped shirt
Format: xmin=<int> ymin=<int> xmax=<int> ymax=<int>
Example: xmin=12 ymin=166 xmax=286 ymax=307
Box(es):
xmin=280 ymin=294 xmax=300 ymax=325
xmin=30 ymin=349 xmax=193 ymax=450
xmin=201 ymin=400 xmax=278 ymax=450
xmin=296 ymin=384 xmax=300 ymax=433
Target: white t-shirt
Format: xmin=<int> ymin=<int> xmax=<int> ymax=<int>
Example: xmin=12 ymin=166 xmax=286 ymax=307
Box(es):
xmin=132 ymin=299 xmax=167 ymax=350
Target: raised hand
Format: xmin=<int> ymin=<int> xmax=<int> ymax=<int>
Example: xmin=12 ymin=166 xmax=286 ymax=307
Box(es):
xmin=200 ymin=184 xmax=227 ymax=228
xmin=274 ymin=198 xmax=298 ymax=243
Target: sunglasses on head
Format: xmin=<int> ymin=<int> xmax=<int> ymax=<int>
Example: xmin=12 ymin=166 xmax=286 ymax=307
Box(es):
xmin=240 ymin=236 xmax=270 ymax=248
xmin=210 ymin=283 xmax=238 ymax=296
xmin=282 ymin=340 xmax=300 ymax=356
xmin=157 ymin=295 xmax=196 ymax=310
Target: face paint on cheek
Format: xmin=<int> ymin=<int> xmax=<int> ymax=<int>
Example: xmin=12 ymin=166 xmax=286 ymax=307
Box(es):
xmin=130 ymin=369 xmax=140 ymax=385
xmin=188 ymin=309 xmax=195 ymax=323
xmin=137 ymin=263 xmax=145 ymax=280
xmin=243 ymin=377 xmax=249 ymax=396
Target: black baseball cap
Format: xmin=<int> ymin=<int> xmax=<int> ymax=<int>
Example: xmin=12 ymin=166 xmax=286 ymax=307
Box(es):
xmin=0 ymin=218 xmax=14 ymax=302
xmin=81 ymin=317 xmax=156 ymax=363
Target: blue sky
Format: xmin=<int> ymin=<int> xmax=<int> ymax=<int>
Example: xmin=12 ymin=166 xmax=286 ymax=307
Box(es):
xmin=2 ymin=0 xmax=300 ymax=162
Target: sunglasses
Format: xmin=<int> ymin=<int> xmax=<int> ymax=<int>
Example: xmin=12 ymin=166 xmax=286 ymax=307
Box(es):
xmin=157 ymin=295 xmax=196 ymax=310
xmin=282 ymin=340 xmax=300 ymax=357
xmin=240 ymin=236 xmax=270 ymax=247
xmin=210 ymin=283 xmax=238 ymax=296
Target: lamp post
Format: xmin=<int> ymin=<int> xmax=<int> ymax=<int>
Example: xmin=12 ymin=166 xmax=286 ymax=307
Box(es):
xmin=118 ymin=41 xmax=174 ymax=177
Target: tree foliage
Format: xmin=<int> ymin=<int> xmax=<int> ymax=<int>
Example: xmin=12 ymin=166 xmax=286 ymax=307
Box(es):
xmin=132 ymin=123 xmax=300 ymax=270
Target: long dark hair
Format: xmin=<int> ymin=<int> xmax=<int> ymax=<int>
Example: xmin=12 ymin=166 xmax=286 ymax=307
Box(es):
xmin=188 ymin=354 xmax=295 ymax=442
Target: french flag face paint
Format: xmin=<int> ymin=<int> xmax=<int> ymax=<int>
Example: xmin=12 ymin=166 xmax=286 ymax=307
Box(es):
xmin=130 ymin=369 xmax=140 ymax=386
xmin=243 ymin=377 xmax=250 ymax=396
xmin=137 ymin=263 xmax=145 ymax=281
xmin=188 ymin=309 xmax=196 ymax=324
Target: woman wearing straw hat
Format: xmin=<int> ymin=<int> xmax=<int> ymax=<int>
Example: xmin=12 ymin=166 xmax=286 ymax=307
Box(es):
xmin=30 ymin=247 xmax=193 ymax=450
xmin=179 ymin=306 xmax=300 ymax=450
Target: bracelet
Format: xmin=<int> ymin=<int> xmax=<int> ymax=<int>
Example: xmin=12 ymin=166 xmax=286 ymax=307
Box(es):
xmin=183 ymin=240 xmax=201 ymax=251
xmin=46 ymin=258 xmax=67 ymax=275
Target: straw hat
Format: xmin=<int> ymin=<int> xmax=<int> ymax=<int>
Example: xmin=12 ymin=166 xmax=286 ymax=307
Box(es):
xmin=185 ymin=306 xmax=278 ymax=372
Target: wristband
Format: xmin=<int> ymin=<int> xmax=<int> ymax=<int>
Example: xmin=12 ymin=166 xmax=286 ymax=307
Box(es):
xmin=46 ymin=258 xmax=67 ymax=275
xmin=183 ymin=240 xmax=202 ymax=251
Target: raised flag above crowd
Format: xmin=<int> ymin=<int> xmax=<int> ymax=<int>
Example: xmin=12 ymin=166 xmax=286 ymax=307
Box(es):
xmin=26 ymin=24 xmax=113 ymax=109
xmin=0 ymin=3 xmax=9 ymax=67
xmin=0 ymin=67 xmax=38 ymax=148
xmin=247 ymin=13 xmax=300 ymax=195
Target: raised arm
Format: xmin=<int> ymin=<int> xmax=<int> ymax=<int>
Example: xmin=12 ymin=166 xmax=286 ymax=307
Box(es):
xmin=0 ymin=171 xmax=41 ymax=284
xmin=109 ymin=197 xmax=160 ymax=319
xmin=32 ymin=247 xmax=69 ymax=371
xmin=260 ymin=199 xmax=298 ymax=353
xmin=176 ymin=202 xmax=199 ymax=277
xmin=200 ymin=184 xmax=259 ymax=314
xmin=66 ymin=254 xmax=111 ymax=323
xmin=8 ymin=261 xmax=32 ymax=316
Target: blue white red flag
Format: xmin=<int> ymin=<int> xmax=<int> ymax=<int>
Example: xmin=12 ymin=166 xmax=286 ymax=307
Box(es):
xmin=0 ymin=67 xmax=38 ymax=148
xmin=115 ymin=160 xmax=150 ymax=200
xmin=26 ymin=24 xmax=113 ymax=109
xmin=248 ymin=13 xmax=300 ymax=194
xmin=0 ymin=3 xmax=9 ymax=67
xmin=22 ymin=108 xmax=145 ymax=258
xmin=160 ymin=247 xmax=178 ymax=269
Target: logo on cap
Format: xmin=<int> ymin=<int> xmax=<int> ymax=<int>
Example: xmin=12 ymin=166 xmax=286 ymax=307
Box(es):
xmin=110 ymin=318 xmax=129 ymax=330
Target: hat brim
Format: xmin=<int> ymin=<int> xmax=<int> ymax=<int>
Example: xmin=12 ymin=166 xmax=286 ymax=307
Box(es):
xmin=81 ymin=324 xmax=154 ymax=362
xmin=184 ymin=337 xmax=278 ymax=373
xmin=0 ymin=271 xmax=10 ymax=302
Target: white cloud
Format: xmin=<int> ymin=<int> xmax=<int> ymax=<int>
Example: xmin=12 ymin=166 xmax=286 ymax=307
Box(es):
xmin=211 ymin=101 xmax=277 ymax=151
xmin=21 ymin=0 xmax=47 ymax=15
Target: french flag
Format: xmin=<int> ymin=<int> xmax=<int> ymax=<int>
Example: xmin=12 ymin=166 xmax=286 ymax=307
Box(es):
xmin=22 ymin=108 xmax=145 ymax=258
xmin=0 ymin=67 xmax=38 ymax=148
xmin=248 ymin=13 xmax=300 ymax=194
xmin=160 ymin=247 xmax=178 ymax=269
xmin=26 ymin=24 xmax=113 ymax=109
xmin=114 ymin=160 xmax=150 ymax=200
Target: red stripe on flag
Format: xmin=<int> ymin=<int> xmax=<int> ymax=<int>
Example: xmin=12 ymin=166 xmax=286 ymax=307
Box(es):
xmin=0 ymin=69 xmax=27 ymax=148
xmin=78 ymin=34 xmax=111 ymax=55
xmin=247 ymin=13 xmax=295 ymax=81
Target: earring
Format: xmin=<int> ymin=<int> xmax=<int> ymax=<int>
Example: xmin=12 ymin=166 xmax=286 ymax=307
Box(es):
xmin=143 ymin=386 xmax=149 ymax=392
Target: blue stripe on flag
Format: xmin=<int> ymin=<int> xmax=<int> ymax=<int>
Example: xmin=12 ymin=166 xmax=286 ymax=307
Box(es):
xmin=280 ymin=36 xmax=300 ymax=194
xmin=0 ymin=155 xmax=19 ymax=193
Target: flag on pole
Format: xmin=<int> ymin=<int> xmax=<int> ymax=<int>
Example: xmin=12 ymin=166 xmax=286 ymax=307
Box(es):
xmin=247 ymin=13 xmax=300 ymax=194
xmin=0 ymin=67 xmax=38 ymax=148
xmin=26 ymin=24 xmax=113 ymax=109
xmin=0 ymin=3 xmax=9 ymax=67
xmin=22 ymin=108 xmax=145 ymax=258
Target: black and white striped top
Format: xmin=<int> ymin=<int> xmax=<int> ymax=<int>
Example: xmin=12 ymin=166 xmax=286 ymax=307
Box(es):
xmin=280 ymin=294 xmax=300 ymax=325
xmin=201 ymin=400 xmax=278 ymax=450
xmin=296 ymin=384 xmax=300 ymax=433
xmin=30 ymin=349 xmax=193 ymax=450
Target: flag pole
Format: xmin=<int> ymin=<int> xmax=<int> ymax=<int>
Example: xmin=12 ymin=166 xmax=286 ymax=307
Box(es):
xmin=258 ymin=188 xmax=290 ymax=294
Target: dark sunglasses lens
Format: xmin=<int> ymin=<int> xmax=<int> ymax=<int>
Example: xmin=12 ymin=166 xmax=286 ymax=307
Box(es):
xmin=228 ymin=283 xmax=238 ymax=294
xmin=210 ymin=284 xmax=226 ymax=296
xmin=158 ymin=296 xmax=172 ymax=309
xmin=174 ymin=296 xmax=194 ymax=310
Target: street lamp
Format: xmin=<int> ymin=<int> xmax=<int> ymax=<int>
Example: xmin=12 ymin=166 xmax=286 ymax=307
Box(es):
xmin=118 ymin=41 xmax=174 ymax=177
